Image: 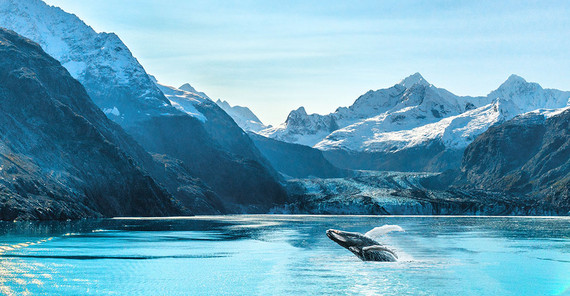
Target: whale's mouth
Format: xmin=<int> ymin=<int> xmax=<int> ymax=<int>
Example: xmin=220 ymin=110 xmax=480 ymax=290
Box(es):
xmin=326 ymin=229 xmax=348 ymax=244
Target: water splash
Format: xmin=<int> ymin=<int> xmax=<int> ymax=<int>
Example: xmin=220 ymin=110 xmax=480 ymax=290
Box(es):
xmin=363 ymin=225 xmax=412 ymax=262
xmin=364 ymin=225 xmax=404 ymax=239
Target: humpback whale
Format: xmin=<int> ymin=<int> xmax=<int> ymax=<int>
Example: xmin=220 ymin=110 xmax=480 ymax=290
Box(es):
xmin=326 ymin=229 xmax=399 ymax=262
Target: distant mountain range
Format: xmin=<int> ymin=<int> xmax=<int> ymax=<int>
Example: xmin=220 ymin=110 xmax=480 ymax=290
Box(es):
xmin=257 ymin=73 xmax=570 ymax=172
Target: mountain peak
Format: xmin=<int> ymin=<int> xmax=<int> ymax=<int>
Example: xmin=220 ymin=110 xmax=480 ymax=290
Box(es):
xmin=505 ymin=74 xmax=527 ymax=84
xmin=215 ymin=99 xmax=230 ymax=109
xmin=0 ymin=0 xmax=175 ymax=124
xmin=179 ymin=83 xmax=198 ymax=93
xmin=178 ymin=83 xmax=210 ymax=100
xmin=496 ymin=74 xmax=534 ymax=92
xmin=292 ymin=106 xmax=307 ymax=115
xmin=285 ymin=107 xmax=308 ymax=124
xmin=215 ymin=99 xmax=267 ymax=132
xmin=398 ymin=72 xmax=429 ymax=88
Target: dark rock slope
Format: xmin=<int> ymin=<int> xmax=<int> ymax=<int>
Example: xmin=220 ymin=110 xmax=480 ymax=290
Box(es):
xmin=249 ymin=132 xmax=348 ymax=178
xmin=458 ymin=111 xmax=570 ymax=213
xmin=130 ymin=103 xmax=288 ymax=213
xmin=322 ymin=143 xmax=463 ymax=173
xmin=0 ymin=29 xmax=182 ymax=220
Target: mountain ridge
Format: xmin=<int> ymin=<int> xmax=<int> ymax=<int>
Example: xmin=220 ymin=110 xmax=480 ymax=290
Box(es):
xmin=455 ymin=109 xmax=570 ymax=213
xmin=0 ymin=0 xmax=177 ymax=126
xmin=258 ymin=73 xmax=570 ymax=172
xmin=0 ymin=0 xmax=289 ymax=212
xmin=0 ymin=28 xmax=183 ymax=220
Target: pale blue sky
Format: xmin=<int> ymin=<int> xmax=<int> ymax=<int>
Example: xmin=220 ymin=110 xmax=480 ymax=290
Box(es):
xmin=44 ymin=0 xmax=570 ymax=125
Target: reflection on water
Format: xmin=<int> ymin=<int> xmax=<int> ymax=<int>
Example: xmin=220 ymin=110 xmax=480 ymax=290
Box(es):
xmin=0 ymin=215 xmax=569 ymax=295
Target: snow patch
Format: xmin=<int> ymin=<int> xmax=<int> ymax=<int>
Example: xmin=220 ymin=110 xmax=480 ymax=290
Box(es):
xmin=261 ymin=73 xmax=570 ymax=154
xmin=62 ymin=60 xmax=86 ymax=77
xmin=154 ymin=81 xmax=207 ymax=122
xmin=0 ymin=0 xmax=174 ymax=121
xmin=103 ymin=106 xmax=120 ymax=116
xmin=216 ymin=99 xmax=268 ymax=132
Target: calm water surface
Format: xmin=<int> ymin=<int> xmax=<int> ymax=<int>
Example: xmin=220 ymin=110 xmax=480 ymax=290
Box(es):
xmin=0 ymin=215 xmax=569 ymax=295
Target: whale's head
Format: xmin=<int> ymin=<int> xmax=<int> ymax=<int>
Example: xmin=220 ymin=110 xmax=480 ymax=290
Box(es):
xmin=326 ymin=229 xmax=377 ymax=249
xmin=326 ymin=229 xmax=398 ymax=262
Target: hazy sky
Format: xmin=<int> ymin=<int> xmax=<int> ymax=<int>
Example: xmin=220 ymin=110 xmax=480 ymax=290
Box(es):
xmin=44 ymin=0 xmax=570 ymax=125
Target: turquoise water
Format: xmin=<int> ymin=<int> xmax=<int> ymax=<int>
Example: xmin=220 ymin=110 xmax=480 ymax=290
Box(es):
xmin=0 ymin=215 xmax=568 ymax=295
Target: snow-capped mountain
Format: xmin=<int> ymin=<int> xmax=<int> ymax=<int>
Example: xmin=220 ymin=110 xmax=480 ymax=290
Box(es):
xmin=317 ymin=75 xmax=570 ymax=153
xmin=260 ymin=73 xmax=570 ymax=171
xmin=0 ymin=0 xmax=288 ymax=212
xmin=216 ymin=99 xmax=268 ymax=132
xmin=259 ymin=107 xmax=339 ymax=146
xmin=179 ymin=83 xmax=210 ymax=99
xmin=0 ymin=0 xmax=177 ymax=126
xmin=332 ymin=72 xmax=480 ymax=128
xmin=260 ymin=73 xmax=484 ymax=147
xmin=152 ymin=79 xmax=269 ymax=132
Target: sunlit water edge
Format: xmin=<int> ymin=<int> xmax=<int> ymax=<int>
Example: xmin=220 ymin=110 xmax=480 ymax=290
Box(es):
xmin=114 ymin=214 xmax=570 ymax=219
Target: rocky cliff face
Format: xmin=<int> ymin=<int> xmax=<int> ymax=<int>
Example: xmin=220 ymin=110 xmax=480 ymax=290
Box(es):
xmin=458 ymin=110 xmax=570 ymax=213
xmin=0 ymin=28 xmax=183 ymax=220
xmin=131 ymin=108 xmax=288 ymax=213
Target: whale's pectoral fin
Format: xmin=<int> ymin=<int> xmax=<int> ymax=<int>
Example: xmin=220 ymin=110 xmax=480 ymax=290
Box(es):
xmin=362 ymin=245 xmax=390 ymax=253
xmin=363 ymin=245 xmax=398 ymax=258
xmin=362 ymin=245 xmax=398 ymax=261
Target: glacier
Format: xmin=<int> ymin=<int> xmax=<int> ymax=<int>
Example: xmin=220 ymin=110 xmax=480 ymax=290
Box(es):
xmin=276 ymin=170 xmax=546 ymax=215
